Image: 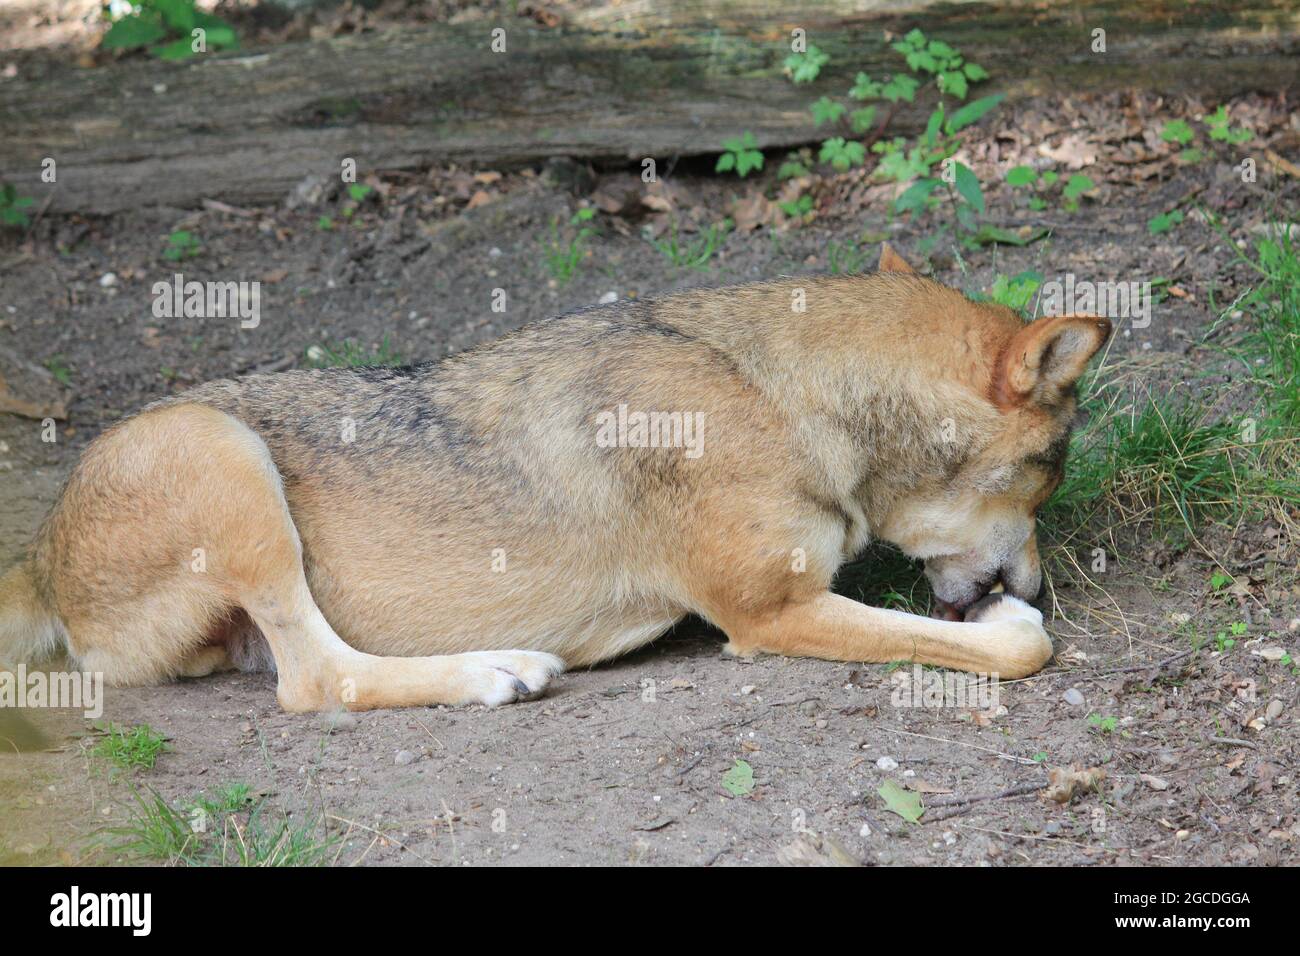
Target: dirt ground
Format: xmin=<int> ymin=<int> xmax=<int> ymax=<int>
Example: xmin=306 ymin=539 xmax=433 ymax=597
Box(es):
xmin=2 ymin=68 xmax=1299 ymax=864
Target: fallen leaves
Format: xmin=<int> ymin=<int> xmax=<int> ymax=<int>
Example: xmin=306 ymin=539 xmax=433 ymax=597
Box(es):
xmin=1042 ymin=765 xmax=1107 ymax=804
xmin=722 ymin=759 xmax=755 ymax=797
xmin=878 ymin=779 xmax=924 ymax=823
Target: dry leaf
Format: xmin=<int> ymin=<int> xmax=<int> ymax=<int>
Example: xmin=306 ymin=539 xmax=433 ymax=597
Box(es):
xmin=1042 ymin=764 xmax=1106 ymax=804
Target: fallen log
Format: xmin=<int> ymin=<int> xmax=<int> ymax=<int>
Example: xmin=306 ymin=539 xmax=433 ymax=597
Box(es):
xmin=1 ymin=0 xmax=1296 ymax=214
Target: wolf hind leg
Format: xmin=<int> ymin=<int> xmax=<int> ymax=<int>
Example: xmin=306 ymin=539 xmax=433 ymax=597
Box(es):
xmin=43 ymin=402 xmax=564 ymax=710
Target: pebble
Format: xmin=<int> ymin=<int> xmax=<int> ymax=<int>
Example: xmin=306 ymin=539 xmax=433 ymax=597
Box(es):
xmin=859 ymin=822 xmax=871 ymax=837
xmin=598 ymin=291 xmax=618 ymax=304
xmin=98 ymin=272 xmax=117 ymax=288
xmin=394 ymin=750 xmax=416 ymax=766
xmin=321 ymin=711 xmax=359 ymax=732
xmin=1140 ymin=773 xmax=1169 ymax=791
xmin=798 ymin=699 xmax=819 ymax=715
xmin=740 ymin=684 xmax=756 ymax=695
xmin=1043 ymin=820 xmax=1061 ymax=835
xmin=1063 ymin=687 xmax=1086 ymax=706
xmin=815 ymin=719 xmax=828 ymax=730
xmin=875 ymin=756 xmax=898 ymax=771
xmin=1265 ymin=699 xmax=1284 ymax=721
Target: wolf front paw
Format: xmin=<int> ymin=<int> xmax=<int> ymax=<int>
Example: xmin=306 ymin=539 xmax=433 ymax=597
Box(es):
xmin=457 ymin=650 xmax=566 ymax=706
xmin=964 ymin=594 xmax=1052 ymax=678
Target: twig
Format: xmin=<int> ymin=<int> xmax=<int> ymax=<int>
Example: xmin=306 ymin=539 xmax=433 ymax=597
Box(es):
xmin=1209 ymin=736 xmax=1258 ymax=751
xmin=324 ymin=813 xmax=435 ymax=865
xmin=1094 ymin=646 xmax=1196 ymax=676
xmin=877 ymin=727 xmax=1041 ymax=766
xmin=924 ymin=781 xmax=1044 ymax=821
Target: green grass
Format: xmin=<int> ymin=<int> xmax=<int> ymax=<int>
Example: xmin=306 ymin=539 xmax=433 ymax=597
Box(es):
xmin=544 ymin=208 xmax=596 ymax=283
xmin=1044 ymin=216 xmax=1300 ymax=545
xmin=1235 ymin=222 xmax=1300 ymax=437
xmin=90 ymin=723 xmax=170 ymax=772
xmin=305 ymin=335 xmax=403 ymax=368
xmin=1043 ymin=384 xmax=1250 ymax=535
xmin=649 ymin=220 xmax=731 ymax=270
xmin=102 ymin=783 xmax=337 ymax=867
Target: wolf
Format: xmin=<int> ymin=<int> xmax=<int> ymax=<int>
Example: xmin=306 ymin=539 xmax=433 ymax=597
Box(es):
xmin=0 ymin=246 xmax=1109 ymax=713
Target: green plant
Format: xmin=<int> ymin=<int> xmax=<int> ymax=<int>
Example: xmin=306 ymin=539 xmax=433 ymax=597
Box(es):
xmin=91 ymin=722 xmax=170 ymax=772
xmin=305 ymin=335 xmax=403 ymax=368
xmin=103 ymin=784 xmax=336 ymax=866
xmin=163 ymin=229 xmax=201 ymax=261
xmin=716 ymin=132 xmax=765 ymax=178
xmin=819 ymin=137 xmax=867 ymax=172
xmin=341 ymin=183 xmax=374 ymax=219
xmin=1148 ymin=209 xmax=1184 ymax=235
xmin=779 ymin=194 xmax=814 ymax=218
xmin=783 ymin=44 xmax=829 ymax=84
xmin=1005 ymin=166 xmax=1092 ymax=212
xmin=1061 ymin=174 xmax=1095 ymax=212
xmin=44 ymin=355 xmax=72 ymax=387
xmin=1087 ymin=713 xmax=1118 ymax=734
xmin=827 ymin=237 xmax=870 ymax=274
xmin=777 ymin=28 xmax=995 ymax=192
xmin=544 ymin=207 xmax=597 ymax=282
xmin=777 ymin=153 xmax=811 ymax=179
xmin=986 ymin=270 xmax=1044 ymax=313
xmin=1158 ymin=107 xmax=1251 ymax=165
xmin=1 ymin=183 xmax=35 ymax=228
xmin=649 ymin=220 xmax=731 ymax=270
xmin=102 ymin=0 xmax=238 ymax=60
xmin=1204 ymin=105 xmax=1252 ymax=144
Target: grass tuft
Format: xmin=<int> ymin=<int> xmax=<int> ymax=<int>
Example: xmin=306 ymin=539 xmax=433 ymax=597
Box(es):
xmin=90 ymin=722 xmax=170 ymax=772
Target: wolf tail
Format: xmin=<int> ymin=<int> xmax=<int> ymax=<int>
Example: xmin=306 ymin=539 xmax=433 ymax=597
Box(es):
xmin=0 ymin=560 xmax=65 ymax=672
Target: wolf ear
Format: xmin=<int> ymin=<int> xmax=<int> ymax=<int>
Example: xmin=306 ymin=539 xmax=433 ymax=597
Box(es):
xmin=993 ymin=314 xmax=1112 ymax=407
xmin=878 ymin=243 xmax=916 ymax=273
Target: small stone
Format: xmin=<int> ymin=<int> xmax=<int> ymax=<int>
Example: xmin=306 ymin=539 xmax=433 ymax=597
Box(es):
xmin=740 ymin=684 xmax=756 ymax=696
xmin=875 ymin=756 xmax=898 ymax=771
xmin=859 ymin=822 xmax=871 ymax=837
xmin=815 ymin=718 xmax=828 ymax=729
xmin=1140 ymin=773 xmax=1169 ymax=791
xmin=598 ymin=291 xmax=618 ymax=305
xmin=1043 ymin=820 xmax=1062 ymax=835
xmin=798 ymin=699 xmax=819 ymax=715
xmin=98 ymin=272 xmax=117 ymax=288
xmin=1265 ymin=699 xmax=1284 ymax=721
xmin=321 ymin=711 xmax=359 ymax=732
xmin=394 ymin=750 xmax=416 ymax=766
xmin=1169 ymin=611 xmax=1191 ymax=625
xmin=1063 ymin=688 xmax=1085 ymax=707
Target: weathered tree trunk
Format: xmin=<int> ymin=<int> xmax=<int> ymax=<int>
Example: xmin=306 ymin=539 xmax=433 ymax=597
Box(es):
xmin=2 ymin=0 xmax=1296 ymax=214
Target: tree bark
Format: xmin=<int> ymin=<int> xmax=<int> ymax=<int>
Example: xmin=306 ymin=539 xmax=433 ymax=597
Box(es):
xmin=2 ymin=0 xmax=1296 ymax=214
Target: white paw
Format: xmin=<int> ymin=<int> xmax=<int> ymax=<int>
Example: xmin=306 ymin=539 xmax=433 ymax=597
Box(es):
xmin=965 ymin=595 xmax=1052 ymax=678
xmin=459 ymin=651 xmax=566 ymax=706
xmin=963 ymin=593 xmax=1043 ymax=628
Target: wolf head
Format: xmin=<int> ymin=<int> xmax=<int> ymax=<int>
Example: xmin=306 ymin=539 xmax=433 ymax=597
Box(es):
xmin=870 ymin=245 xmax=1111 ymax=619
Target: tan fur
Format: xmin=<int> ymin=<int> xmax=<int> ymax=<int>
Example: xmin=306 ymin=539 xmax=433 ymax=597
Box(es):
xmin=0 ymin=250 xmax=1108 ymax=710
